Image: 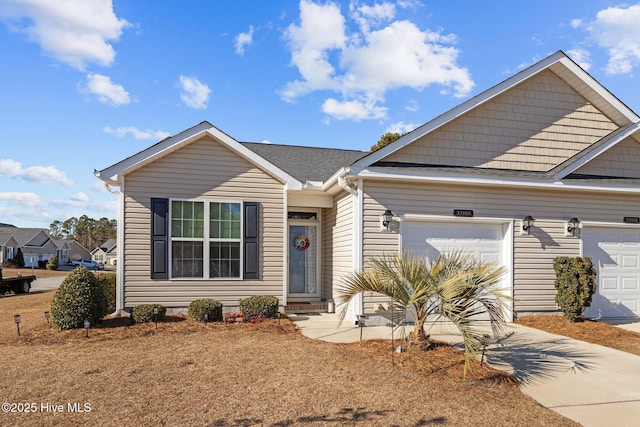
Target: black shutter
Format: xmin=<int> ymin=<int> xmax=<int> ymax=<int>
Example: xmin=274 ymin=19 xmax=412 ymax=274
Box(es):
xmin=243 ymin=202 xmax=259 ymax=280
xmin=150 ymin=198 xmax=169 ymax=280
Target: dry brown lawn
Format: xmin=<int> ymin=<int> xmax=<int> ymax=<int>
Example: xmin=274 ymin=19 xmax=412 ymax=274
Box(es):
xmin=1 ymin=267 xmax=71 ymax=280
xmin=0 ymin=291 xmax=580 ymax=426
xmin=517 ymin=314 xmax=640 ymax=356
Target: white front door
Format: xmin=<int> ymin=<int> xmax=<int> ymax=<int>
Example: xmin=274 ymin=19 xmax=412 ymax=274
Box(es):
xmin=288 ymin=222 xmax=320 ymax=300
xmin=583 ymin=227 xmax=640 ymax=318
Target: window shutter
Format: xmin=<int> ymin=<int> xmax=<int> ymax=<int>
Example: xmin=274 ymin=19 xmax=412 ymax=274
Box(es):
xmin=150 ymin=198 xmax=169 ymax=280
xmin=243 ymin=202 xmax=259 ymax=280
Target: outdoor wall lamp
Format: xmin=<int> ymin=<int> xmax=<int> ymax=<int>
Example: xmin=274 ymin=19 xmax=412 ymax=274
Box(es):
xmin=522 ymin=215 xmax=535 ymax=235
xmin=382 ymin=209 xmax=394 ymax=231
xmin=566 ymin=217 xmax=581 ymax=237
xmin=14 ymin=314 xmax=21 ymax=337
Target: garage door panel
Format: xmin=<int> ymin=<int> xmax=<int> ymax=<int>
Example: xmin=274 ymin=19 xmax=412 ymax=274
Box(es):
xmin=584 ymin=227 xmax=640 ymax=318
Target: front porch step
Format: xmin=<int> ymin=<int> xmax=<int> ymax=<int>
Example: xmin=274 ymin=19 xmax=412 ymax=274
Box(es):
xmin=284 ymin=302 xmax=328 ymax=314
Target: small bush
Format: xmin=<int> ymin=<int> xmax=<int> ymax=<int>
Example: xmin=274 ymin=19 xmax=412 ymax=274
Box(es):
xmin=553 ymin=257 xmax=597 ymax=322
xmin=95 ymin=272 xmax=116 ymax=314
xmin=239 ymin=295 xmax=279 ymax=320
xmin=14 ymin=248 xmax=25 ymax=268
xmin=50 ymin=267 xmax=109 ymax=330
xmin=188 ymin=299 xmax=223 ymax=322
xmin=38 ymin=260 xmax=47 ymax=269
xmin=131 ymin=304 xmax=166 ymax=323
xmin=46 ymin=255 xmax=58 ymax=270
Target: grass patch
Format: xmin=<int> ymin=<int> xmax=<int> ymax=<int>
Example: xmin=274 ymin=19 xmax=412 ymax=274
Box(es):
xmin=0 ymin=292 xmax=578 ymax=426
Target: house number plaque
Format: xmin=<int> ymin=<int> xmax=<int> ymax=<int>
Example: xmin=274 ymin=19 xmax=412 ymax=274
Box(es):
xmin=453 ymin=209 xmax=474 ymax=217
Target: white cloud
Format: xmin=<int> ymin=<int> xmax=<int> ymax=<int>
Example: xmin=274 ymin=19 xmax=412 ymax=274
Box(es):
xmin=0 ymin=0 xmax=130 ymax=70
xmin=349 ymin=1 xmax=396 ymax=33
xmin=386 ymin=121 xmax=417 ymax=134
xmin=91 ymin=181 xmax=108 ymax=192
xmin=322 ymin=97 xmax=387 ymax=120
xmin=0 ymin=159 xmax=73 ymax=186
xmin=82 ymin=73 xmax=130 ymax=106
xmin=404 ymin=100 xmax=418 ymax=112
xmin=0 ymin=192 xmax=43 ymax=207
xmin=586 ymin=4 xmax=640 ymax=74
xmin=570 ymin=19 xmax=583 ymax=29
xmin=235 ymin=25 xmax=254 ymax=55
xmin=179 ymin=75 xmax=212 ymax=109
xmin=103 ymin=126 xmax=170 ymax=140
xmin=261 ymin=140 xmax=272 ymax=144
xmin=282 ymin=0 xmax=473 ymax=121
xmin=566 ymin=48 xmax=592 ymax=71
xmin=70 ymin=192 xmax=89 ymax=202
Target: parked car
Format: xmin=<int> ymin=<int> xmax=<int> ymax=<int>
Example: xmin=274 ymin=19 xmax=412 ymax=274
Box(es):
xmin=71 ymin=259 xmax=104 ymax=270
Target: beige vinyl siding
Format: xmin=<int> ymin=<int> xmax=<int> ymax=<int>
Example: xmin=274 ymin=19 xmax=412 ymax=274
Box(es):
xmin=574 ymin=136 xmax=640 ymax=179
xmin=122 ymin=135 xmax=284 ymax=309
xmin=361 ymin=179 xmax=640 ymax=313
xmin=322 ymin=191 xmax=354 ymax=301
xmin=385 ymin=70 xmax=617 ymax=171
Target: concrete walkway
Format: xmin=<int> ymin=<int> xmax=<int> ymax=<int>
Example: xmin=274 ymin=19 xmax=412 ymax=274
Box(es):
xmin=289 ymin=313 xmax=640 ymax=427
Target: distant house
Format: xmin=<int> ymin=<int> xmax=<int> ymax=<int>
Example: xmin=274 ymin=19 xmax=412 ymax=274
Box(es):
xmin=96 ymin=51 xmax=640 ymax=321
xmin=92 ymin=239 xmax=117 ymax=265
xmin=0 ymin=227 xmax=55 ymax=267
xmin=0 ymin=226 xmax=89 ymax=267
xmin=66 ymin=240 xmax=91 ymax=262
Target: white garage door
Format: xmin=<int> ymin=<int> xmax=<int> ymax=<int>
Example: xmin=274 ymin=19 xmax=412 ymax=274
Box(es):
xmin=583 ymin=228 xmax=640 ymax=318
xmin=401 ymin=220 xmax=510 ymax=320
xmin=402 ymin=221 xmax=506 ymax=265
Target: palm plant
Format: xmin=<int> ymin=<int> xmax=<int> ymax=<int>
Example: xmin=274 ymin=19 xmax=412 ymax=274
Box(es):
xmin=337 ymin=250 xmax=510 ymax=376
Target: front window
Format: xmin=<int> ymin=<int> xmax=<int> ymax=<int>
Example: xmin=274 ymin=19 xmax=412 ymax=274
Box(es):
xmin=171 ymin=200 xmax=242 ymax=279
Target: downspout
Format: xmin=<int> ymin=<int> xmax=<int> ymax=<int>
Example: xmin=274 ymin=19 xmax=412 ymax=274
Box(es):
xmin=338 ymin=172 xmax=364 ymax=323
xmin=102 ymin=179 xmax=126 ymax=317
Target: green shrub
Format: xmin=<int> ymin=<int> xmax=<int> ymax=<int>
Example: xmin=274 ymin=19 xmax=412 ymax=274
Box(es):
xmin=50 ymin=267 xmax=109 ymax=330
xmin=13 ymin=248 xmax=25 ymax=268
xmin=188 ymin=299 xmax=223 ymax=322
xmin=239 ymin=295 xmax=279 ymax=320
xmin=553 ymin=257 xmax=597 ymax=322
xmin=46 ymin=255 xmax=58 ymax=270
xmin=95 ymin=272 xmax=116 ymax=314
xmin=131 ymin=304 xmax=166 ymax=323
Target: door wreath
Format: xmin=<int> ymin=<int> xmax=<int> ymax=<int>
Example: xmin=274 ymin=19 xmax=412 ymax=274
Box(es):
xmin=294 ymin=234 xmax=310 ymax=251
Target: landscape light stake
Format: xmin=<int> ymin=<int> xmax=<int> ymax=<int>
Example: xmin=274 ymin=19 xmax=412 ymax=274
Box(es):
xmin=358 ymin=315 xmax=365 ymax=341
xmin=44 ymin=311 xmax=50 ymax=323
xmin=204 ymin=312 xmax=209 ymax=323
xmin=14 ymin=314 xmax=21 ymax=337
xmin=84 ymin=319 xmax=90 ymax=338
xmin=277 ymin=312 xmax=281 ymax=326
xmin=153 ymin=306 xmax=159 ymax=330
xmin=480 ymin=334 xmax=491 ymax=365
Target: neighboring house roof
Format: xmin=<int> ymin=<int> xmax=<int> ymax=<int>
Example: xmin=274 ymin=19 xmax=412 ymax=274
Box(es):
xmin=0 ymin=227 xmax=50 ymax=247
xmin=92 ymin=238 xmax=117 ymax=255
xmin=241 ymin=143 xmax=367 ymax=183
xmin=0 ymin=223 xmax=15 ymax=227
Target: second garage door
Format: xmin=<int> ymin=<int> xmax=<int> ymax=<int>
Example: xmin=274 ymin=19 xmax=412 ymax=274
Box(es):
xmin=583 ymin=227 xmax=640 ymax=318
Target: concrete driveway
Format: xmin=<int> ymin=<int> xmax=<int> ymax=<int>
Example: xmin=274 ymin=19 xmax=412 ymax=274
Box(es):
xmin=30 ymin=275 xmax=66 ymax=292
xmin=290 ymin=313 xmax=640 ymax=427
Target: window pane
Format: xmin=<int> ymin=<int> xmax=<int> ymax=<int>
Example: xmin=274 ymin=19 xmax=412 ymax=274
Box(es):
xmin=210 ymin=202 xmax=241 ymax=239
xmin=172 ymin=201 xmax=204 ymax=238
xmin=171 ymin=241 xmax=203 ymax=278
xmin=209 ymin=242 xmax=241 ymax=278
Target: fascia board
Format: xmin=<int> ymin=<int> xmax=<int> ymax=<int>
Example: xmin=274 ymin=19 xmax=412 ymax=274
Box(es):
xmin=354 ymin=167 xmax=640 ymax=195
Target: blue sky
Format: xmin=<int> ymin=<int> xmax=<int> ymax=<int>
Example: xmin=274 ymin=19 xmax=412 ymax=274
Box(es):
xmin=1 ymin=0 xmax=639 ymax=228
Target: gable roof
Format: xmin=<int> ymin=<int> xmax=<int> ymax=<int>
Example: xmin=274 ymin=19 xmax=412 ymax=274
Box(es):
xmin=0 ymin=227 xmax=50 ymax=247
xmin=96 ymin=238 xmax=117 ymax=253
xmin=241 ymin=143 xmax=367 ymax=183
xmin=96 ymin=121 xmax=304 ymax=190
xmin=352 ymin=50 xmax=640 ymax=171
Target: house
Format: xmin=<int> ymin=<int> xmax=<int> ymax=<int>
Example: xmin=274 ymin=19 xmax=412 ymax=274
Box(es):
xmin=52 ymin=240 xmax=71 ymax=266
xmin=0 ymin=227 xmax=58 ymax=267
xmin=66 ymin=240 xmax=91 ymax=262
xmin=96 ymin=51 xmax=640 ymax=321
xmin=92 ymin=239 xmax=117 ymax=265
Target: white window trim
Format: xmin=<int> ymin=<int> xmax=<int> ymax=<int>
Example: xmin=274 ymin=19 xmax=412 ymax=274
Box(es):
xmin=169 ymin=198 xmax=244 ymax=280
